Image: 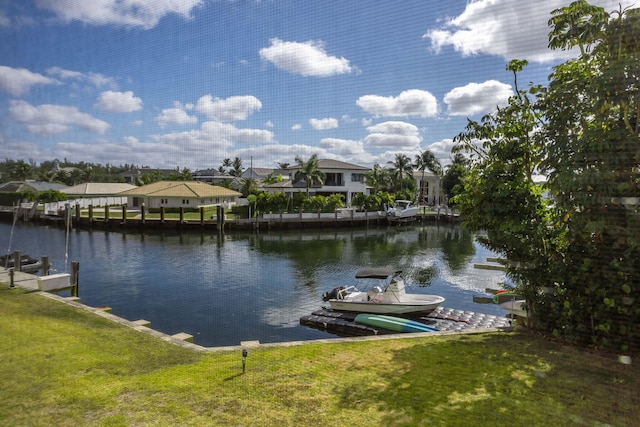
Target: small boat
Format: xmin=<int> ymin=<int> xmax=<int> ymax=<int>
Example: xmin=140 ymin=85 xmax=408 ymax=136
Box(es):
xmin=491 ymin=290 xmax=528 ymax=318
xmin=499 ymin=299 xmax=528 ymax=318
xmin=354 ymin=313 xmax=439 ymax=333
xmin=322 ymin=268 xmax=445 ymax=314
xmin=387 ymin=200 xmax=419 ymax=223
xmin=0 ymin=254 xmax=42 ymax=273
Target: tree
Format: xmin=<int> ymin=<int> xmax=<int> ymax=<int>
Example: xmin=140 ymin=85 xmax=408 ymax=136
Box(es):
xmin=11 ymin=160 xmax=34 ymax=181
xmin=453 ymin=59 xmax=554 ymax=324
xmin=239 ymin=177 xmax=258 ymax=197
xmin=414 ymin=149 xmax=442 ymax=204
xmin=293 ymin=154 xmax=326 ymax=198
xmin=364 ymin=164 xmax=389 ymax=195
xmin=441 ymin=153 xmax=469 ymax=205
xmin=538 ymin=1 xmax=640 ymax=350
xmin=388 ymin=153 xmax=413 ymax=192
xmin=230 ymin=157 xmax=243 ymax=177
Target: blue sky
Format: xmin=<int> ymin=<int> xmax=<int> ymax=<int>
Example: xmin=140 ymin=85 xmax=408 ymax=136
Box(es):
xmin=0 ymin=0 xmax=634 ymax=171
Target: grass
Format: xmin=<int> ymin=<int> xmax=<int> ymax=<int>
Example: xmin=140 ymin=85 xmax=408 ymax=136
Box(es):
xmin=1 ymin=286 xmax=638 ymax=426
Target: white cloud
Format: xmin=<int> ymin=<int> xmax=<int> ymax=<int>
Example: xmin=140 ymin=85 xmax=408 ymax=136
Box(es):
xmin=46 ymin=66 xmax=117 ymax=88
xmin=309 ymin=118 xmax=339 ymax=130
xmin=9 ymin=100 xmax=110 ymax=135
xmin=291 ymin=124 xmax=302 ymax=131
xmin=356 ymin=89 xmax=438 ymax=118
xmin=154 ymin=107 xmax=198 ymax=128
xmin=95 ymin=90 xmax=143 ymax=113
xmin=423 ymin=0 xmax=637 ymax=63
xmin=196 ymin=95 xmax=262 ymax=122
xmin=259 ymin=38 xmax=353 ymax=77
xmin=444 ymin=80 xmax=513 ymax=116
xmin=364 ymin=121 xmax=422 ymax=149
xmin=0 ymin=65 xmax=59 ymax=96
xmin=35 ymin=0 xmax=204 ymax=30
xmin=319 ymin=138 xmax=368 ymax=157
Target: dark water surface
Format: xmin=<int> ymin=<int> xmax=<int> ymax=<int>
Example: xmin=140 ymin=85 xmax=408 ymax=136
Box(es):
xmin=2 ymin=222 xmax=509 ymax=347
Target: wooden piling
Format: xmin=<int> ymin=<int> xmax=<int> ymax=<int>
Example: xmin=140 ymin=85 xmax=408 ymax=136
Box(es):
xmin=41 ymin=256 xmax=50 ymax=275
xmin=88 ymin=205 xmax=94 ymax=224
xmin=121 ymin=204 xmax=127 ymax=224
xmin=104 ymin=205 xmax=110 ymax=224
xmin=160 ymin=206 xmax=165 ymax=223
xmin=71 ymin=261 xmax=79 ymax=297
xmin=13 ymin=250 xmax=21 ymax=272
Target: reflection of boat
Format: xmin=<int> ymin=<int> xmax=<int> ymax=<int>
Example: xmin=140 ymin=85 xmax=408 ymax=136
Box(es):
xmin=354 ymin=313 xmax=439 ymax=333
xmin=386 ymin=200 xmax=419 ymax=223
xmin=322 ymin=268 xmax=445 ymax=314
xmin=1 ymin=254 xmax=42 ymax=273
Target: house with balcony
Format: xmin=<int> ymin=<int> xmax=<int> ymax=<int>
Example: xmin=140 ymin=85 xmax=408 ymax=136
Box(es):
xmin=262 ymin=159 xmax=370 ymax=206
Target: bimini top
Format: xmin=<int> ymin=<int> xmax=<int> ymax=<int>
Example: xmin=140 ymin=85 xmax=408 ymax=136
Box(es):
xmin=355 ymin=268 xmax=402 ymax=279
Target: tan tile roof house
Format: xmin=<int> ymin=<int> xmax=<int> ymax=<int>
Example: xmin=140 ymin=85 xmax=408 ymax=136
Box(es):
xmin=61 ymin=183 xmax=137 ymax=197
xmin=118 ymin=181 xmax=241 ymax=210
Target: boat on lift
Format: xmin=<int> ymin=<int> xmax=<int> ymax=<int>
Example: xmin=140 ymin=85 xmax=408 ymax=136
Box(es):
xmin=322 ymin=268 xmax=445 ymax=315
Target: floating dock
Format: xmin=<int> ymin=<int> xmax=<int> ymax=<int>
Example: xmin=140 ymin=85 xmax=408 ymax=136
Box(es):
xmin=300 ymin=306 xmax=512 ymax=337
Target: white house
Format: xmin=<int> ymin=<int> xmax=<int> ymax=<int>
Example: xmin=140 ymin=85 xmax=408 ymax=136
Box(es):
xmin=261 ymin=159 xmax=370 ymax=206
xmin=411 ymin=171 xmax=442 ymax=205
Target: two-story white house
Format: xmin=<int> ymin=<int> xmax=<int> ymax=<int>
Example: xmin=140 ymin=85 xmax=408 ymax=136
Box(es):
xmin=412 ymin=171 xmax=442 ymax=205
xmin=261 ymin=159 xmax=370 ymax=206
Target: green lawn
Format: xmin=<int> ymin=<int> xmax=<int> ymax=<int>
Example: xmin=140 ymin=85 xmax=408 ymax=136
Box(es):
xmin=1 ymin=286 xmax=637 ymax=426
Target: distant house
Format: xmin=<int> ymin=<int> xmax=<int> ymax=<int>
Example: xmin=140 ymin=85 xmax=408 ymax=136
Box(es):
xmin=241 ymin=167 xmax=279 ymax=180
xmin=121 ymin=167 xmax=175 ymax=184
xmin=118 ymin=181 xmax=241 ymax=210
xmin=0 ymin=180 xmax=68 ymax=193
xmin=191 ymin=169 xmax=235 ymax=185
xmin=411 ymin=171 xmax=442 ymax=205
xmin=61 ymin=183 xmax=137 ymax=198
xmin=262 ymin=159 xmax=370 ymax=206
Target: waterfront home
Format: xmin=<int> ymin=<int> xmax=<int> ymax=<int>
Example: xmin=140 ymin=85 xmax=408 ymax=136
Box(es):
xmin=118 ymin=181 xmax=241 ymax=211
xmin=411 ymin=171 xmax=442 ymax=205
xmin=262 ymin=159 xmax=370 ymax=206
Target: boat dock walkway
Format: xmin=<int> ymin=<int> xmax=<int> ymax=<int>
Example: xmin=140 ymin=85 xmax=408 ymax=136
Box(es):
xmin=0 ymin=267 xmax=40 ymax=291
xmin=300 ymin=307 xmax=512 ymax=337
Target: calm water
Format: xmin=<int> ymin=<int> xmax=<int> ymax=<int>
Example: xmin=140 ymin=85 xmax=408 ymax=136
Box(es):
xmin=1 ymin=222 xmax=509 ymax=347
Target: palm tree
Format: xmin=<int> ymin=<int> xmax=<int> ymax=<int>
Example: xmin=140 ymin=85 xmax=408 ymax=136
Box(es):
xmin=293 ymin=154 xmax=326 ymax=198
xmin=240 ymin=177 xmax=258 ymax=197
xmin=365 ymin=164 xmax=389 ymax=195
xmin=230 ymin=157 xmax=243 ymax=177
xmin=388 ymin=153 xmax=413 ymax=192
xmin=414 ymin=149 xmax=442 ymax=204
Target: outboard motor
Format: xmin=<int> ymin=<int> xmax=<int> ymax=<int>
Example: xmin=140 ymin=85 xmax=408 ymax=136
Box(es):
xmin=322 ymin=286 xmax=345 ymax=301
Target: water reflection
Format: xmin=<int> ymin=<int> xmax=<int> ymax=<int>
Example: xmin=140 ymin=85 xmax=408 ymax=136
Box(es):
xmin=1 ymin=222 xmax=507 ymax=347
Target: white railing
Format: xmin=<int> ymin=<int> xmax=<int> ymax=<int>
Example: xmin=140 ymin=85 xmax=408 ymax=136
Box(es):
xmin=43 ymin=197 xmax=128 ymax=214
xmin=261 ymin=211 xmax=384 ymax=220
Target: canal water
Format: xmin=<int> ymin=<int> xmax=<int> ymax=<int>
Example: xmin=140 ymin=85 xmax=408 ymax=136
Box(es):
xmin=1 ymin=222 xmax=510 ymax=347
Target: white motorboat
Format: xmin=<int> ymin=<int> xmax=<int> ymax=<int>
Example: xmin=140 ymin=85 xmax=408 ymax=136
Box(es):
xmin=322 ymin=268 xmax=445 ymax=314
xmin=387 ymin=200 xmax=419 ymax=223
xmin=499 ymin=299 xmax=528 ymax=318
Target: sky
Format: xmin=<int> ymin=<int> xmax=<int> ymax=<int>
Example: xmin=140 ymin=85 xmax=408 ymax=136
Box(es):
xmin=0 ymin=0 xmax=635 ymax=172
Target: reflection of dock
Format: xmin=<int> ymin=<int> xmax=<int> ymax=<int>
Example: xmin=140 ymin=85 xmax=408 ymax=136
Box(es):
xmin=300 ymin=307 xmax=512 ymax=337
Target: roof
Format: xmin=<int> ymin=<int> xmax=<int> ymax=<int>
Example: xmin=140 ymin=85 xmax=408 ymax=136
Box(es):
xmin=286 ymin=159 xmax=369 ymax=171
xmin=118 ymin=181 xmax=241 ymax=198
xmin=61 ymin=183 xmax=137 ymax=195
xmin=25 ymin=180 xmax=69 ymax=192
